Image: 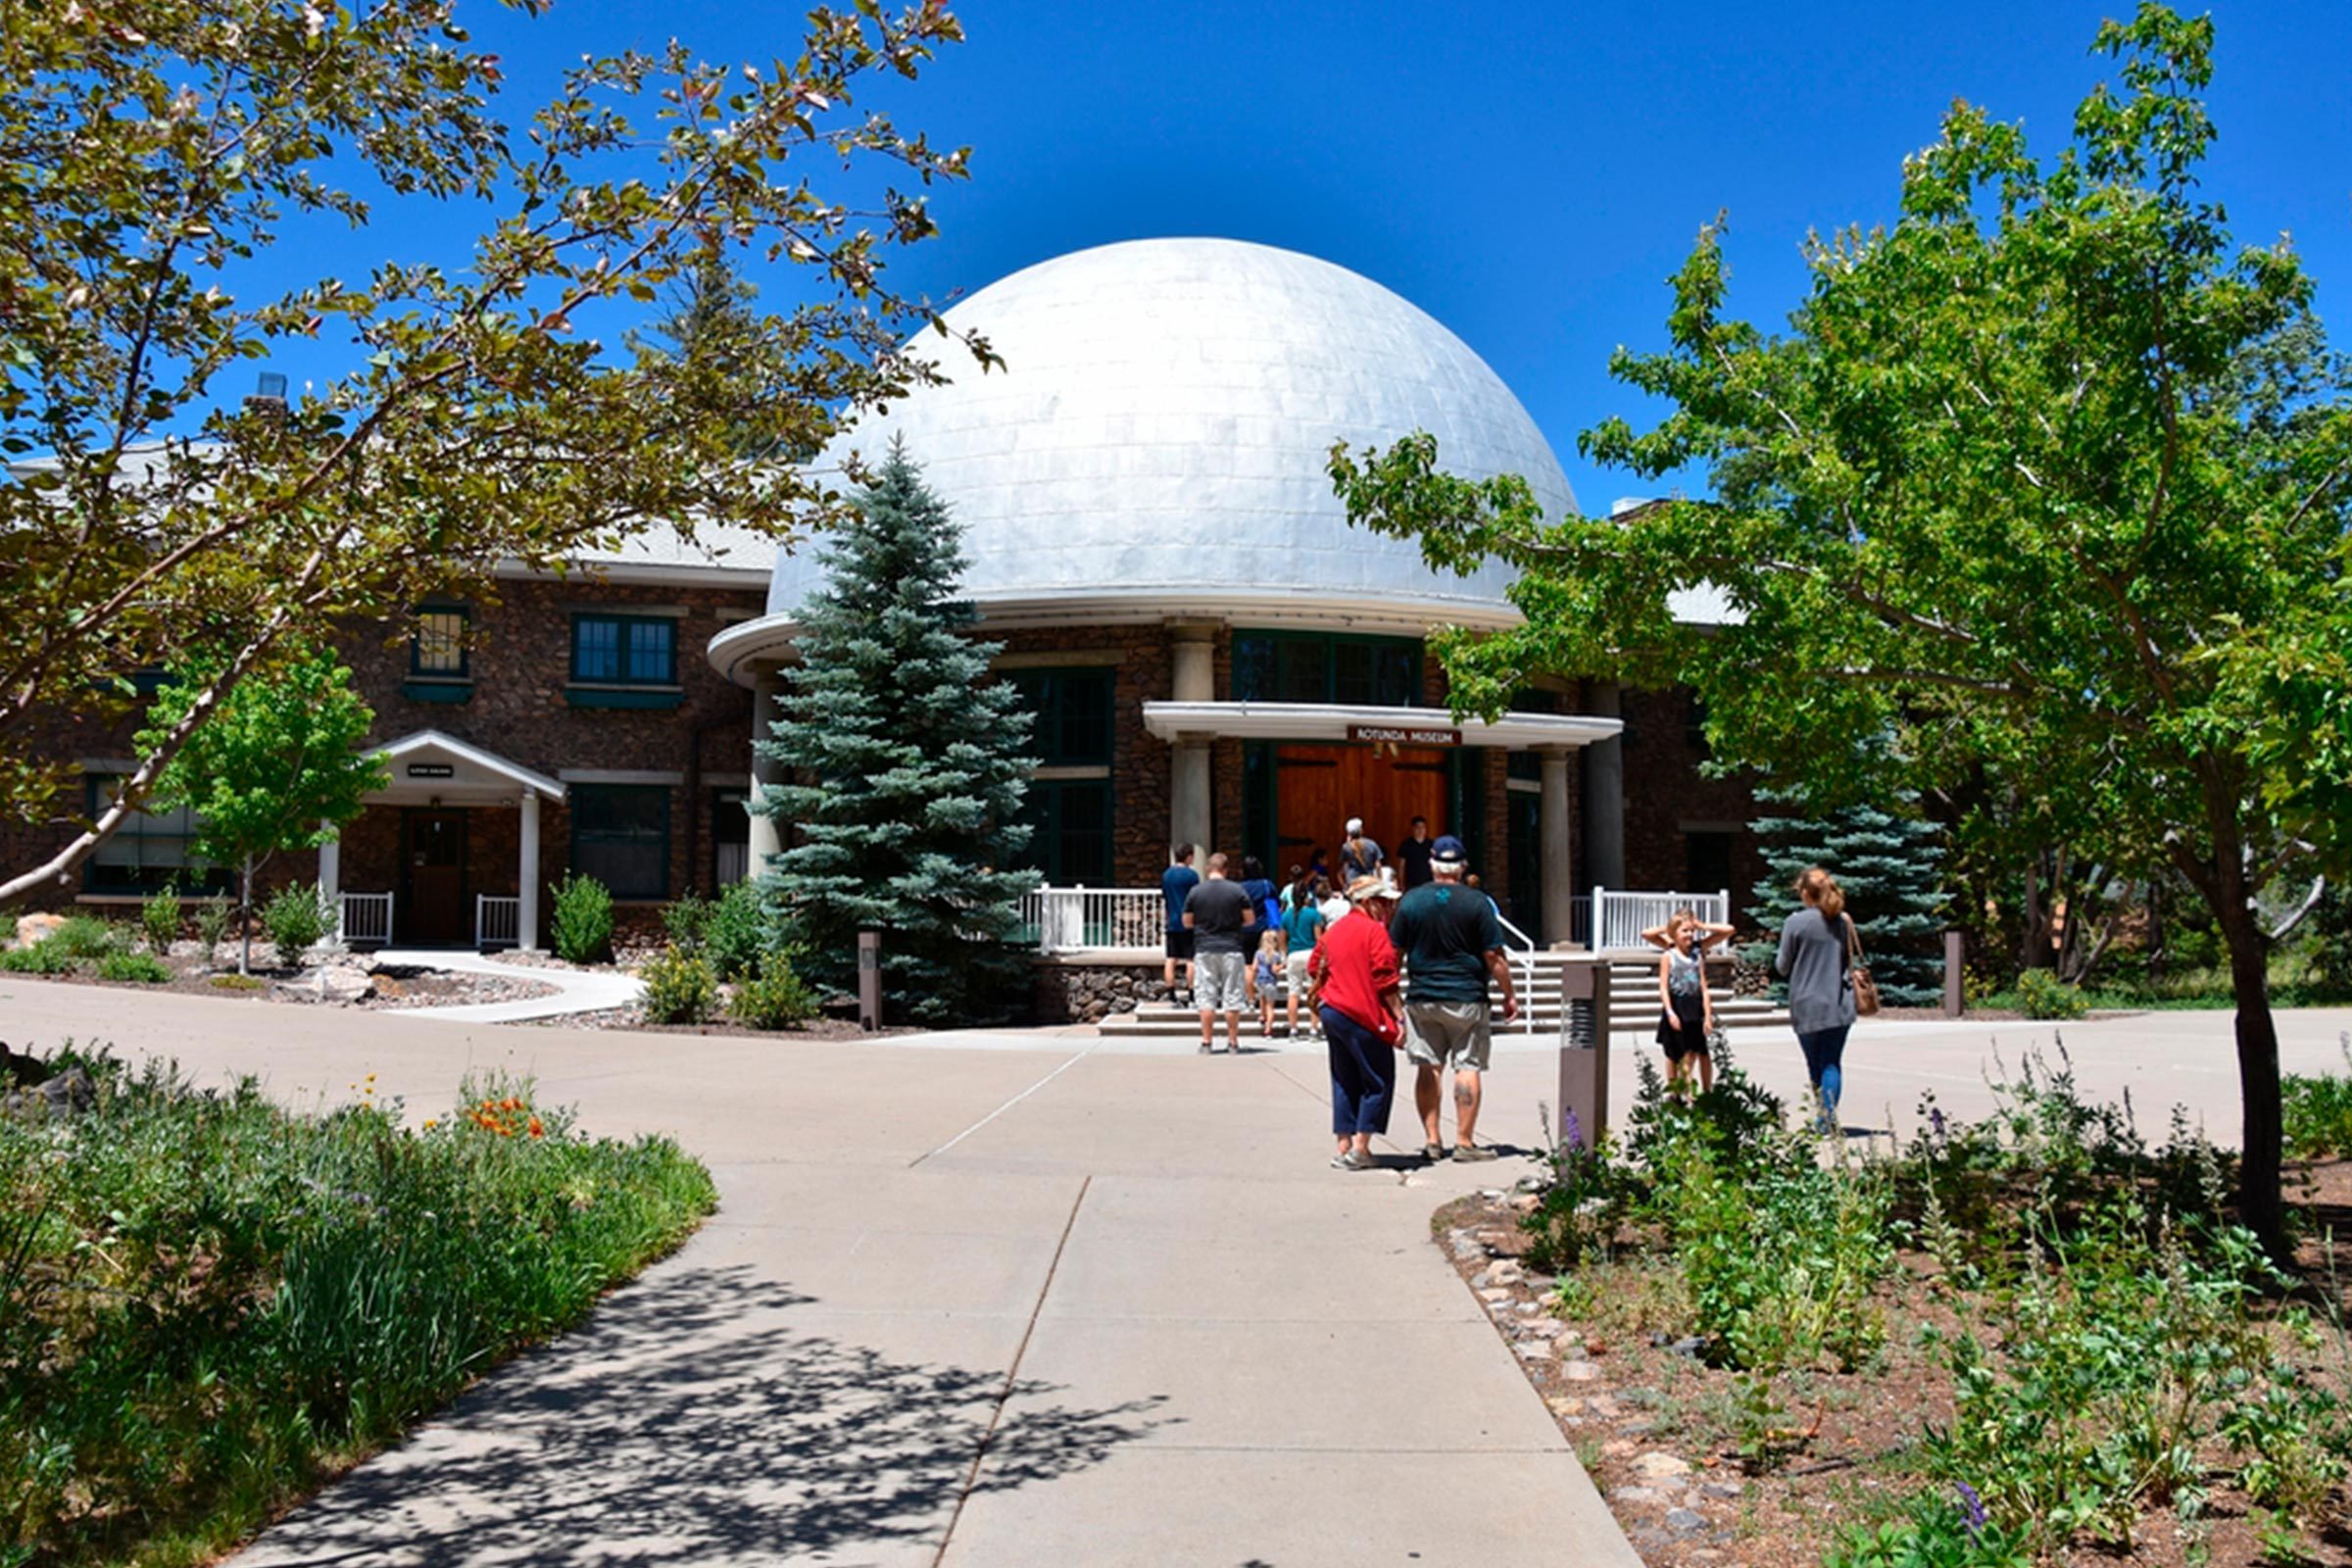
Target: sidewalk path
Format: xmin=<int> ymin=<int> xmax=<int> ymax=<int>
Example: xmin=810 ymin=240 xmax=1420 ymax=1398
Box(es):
xmin=2 ymin=978 xmax=1640 ymax=1568
xmin=373 ymin=947 xmax=645 ymax=1024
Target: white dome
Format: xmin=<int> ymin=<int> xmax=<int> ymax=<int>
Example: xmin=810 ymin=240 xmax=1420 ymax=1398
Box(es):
xmin=765 ymin=238 xmax=1573 ymax=624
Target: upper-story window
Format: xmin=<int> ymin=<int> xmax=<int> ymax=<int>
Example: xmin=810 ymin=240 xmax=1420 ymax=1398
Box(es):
xmin=571 ymin=614 xmax=675 ymax=686
xmin=1231 ymin=631 xmax=1421 ymax=708
xmin=411 ymin=608 xmax=469 ymax=677
xmin=1008 ymin=667 xmax=1114 ymax=765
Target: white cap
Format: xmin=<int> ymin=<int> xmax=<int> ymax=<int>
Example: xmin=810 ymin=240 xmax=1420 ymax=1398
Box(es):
xmin=1345 ymin=817 xmax=1363 ymax=834
xmin=1320 ymin=896 xmax=1349 ymax=922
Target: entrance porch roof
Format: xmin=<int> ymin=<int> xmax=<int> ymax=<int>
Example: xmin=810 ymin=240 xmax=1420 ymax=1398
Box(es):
xmin=365 ymin=729 xmax=565 ymax=806
xmin=1140 ymin=702 xmax=1621 ymax=750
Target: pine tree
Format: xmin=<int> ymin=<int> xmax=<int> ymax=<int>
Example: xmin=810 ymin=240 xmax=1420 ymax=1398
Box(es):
xmin=756 ymin=442 xmax=1037 ymax=1024
xmin=1747 ymin=790 xmax=1948 ymax=1007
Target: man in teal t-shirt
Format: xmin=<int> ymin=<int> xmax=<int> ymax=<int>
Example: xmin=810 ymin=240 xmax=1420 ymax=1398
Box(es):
xmin=1386 ymin=836 xmax=1518 ymax=1161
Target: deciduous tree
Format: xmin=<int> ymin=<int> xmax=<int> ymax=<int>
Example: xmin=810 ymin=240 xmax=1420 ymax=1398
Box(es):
xmin=1330 ymin=4 xmax=2352 ymax=1252
xmin=0 ymin=0 xmax=985 ymax=904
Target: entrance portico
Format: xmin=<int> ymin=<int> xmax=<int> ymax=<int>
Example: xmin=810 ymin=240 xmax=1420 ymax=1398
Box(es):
xmin=321 ymin=730 xmax=565 ymax=951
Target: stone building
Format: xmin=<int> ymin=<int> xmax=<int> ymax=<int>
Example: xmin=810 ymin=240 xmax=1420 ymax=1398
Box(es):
xmin=8 ymin=237 xmax=1763 ymax=950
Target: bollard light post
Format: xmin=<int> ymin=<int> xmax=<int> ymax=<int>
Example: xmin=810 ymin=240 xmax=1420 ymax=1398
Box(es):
xmin=858 ymin=929 xmax=882 ymax=1032
xmin=1554 ymin=956 xmax=1612 ymax=1150
xmin=1943 ymin=929 xmax=1966 ymax=1018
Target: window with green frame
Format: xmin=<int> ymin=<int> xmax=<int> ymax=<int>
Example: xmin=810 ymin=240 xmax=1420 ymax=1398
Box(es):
xmin=1021 ymin=779 xmax=1113 ymax=886
xmin=1231 ymin=631 xmax=1421 ymax=708
xmin=569 ymin=783 xmax=670 ymax=898
xmin=570 ymin=614 xmax=676 ymax=685
xmin=82 ymin=774 xmax=228 ymax=894
xmin=1007 ymin=667 xmax=1114 ymax=764
xmin=411 ymin=607 xmax=470 ymax=677
xmin=1007 ymin=667 xmax=1115 ymax=883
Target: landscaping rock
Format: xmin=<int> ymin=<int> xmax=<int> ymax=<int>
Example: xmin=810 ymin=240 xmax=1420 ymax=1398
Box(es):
xmin=1634 ymin=1451 xmax=1692 ymax=1480
xmin=1700 ymin=1481 xmax=1744 ymax=1500
xmin=1515 ymin=1342 xmax=1554 ymax=1361
xmin=1668 ymin=1335 xmax=1708 ymax=1358
xmin=1508 ymin=1193 xmax=1541 ymax=1213
xmin=1665 ymin=1507 xmax=1707 ymax=1537
xmin=1478 ymin=1287 xmax=1512 ymax=1302
xmin=1484 ymin=1260 xmax=1525 ymax=1287
xmin=271 ymin=963 xmax=374 ymax=1005
xmin=1561 ymin=1361 xmax=1602 ymax=1383
xmin=4 ymin=1066 xmax=93 ymax=1117
xmin=12 ymin=912 xmax=65 ymax=948
xmin=1610 ymin=1486 xmax=1662 ymax=1504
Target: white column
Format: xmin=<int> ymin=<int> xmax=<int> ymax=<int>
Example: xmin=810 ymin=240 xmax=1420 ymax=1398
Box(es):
xmin=1169 ymin=625 xmax=1217 ymax=863
xmin=317 ymin=822 xmax=341 ymax=944
xmin=518 ymin=790 xmax=543 ymax=952
xmin=1540 ymin=748 xmax=1574 ymax=949
xmin=747 ymin=663 xmax=786 ymax=873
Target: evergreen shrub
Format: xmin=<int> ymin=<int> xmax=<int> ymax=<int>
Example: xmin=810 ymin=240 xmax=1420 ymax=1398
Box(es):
xmin=550 ymin=873 xmax=614 ymax=964
xmin=1748 ymin=789 xmax=1947 ymax=1006
xmin=260 ymin=882 xmax=332 ymax=963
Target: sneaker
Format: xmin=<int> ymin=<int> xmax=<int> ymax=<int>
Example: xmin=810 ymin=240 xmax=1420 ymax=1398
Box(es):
xmin=1453 ymin=1144 xmax=1499 ymax=1163
xmin=1422 ymin=1142 xmax=1446 ymax=1163
xmin=1198 ymin=1042 xmax=1214 ymax=1054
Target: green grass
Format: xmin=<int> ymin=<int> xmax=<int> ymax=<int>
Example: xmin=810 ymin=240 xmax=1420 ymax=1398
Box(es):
xmin=0 ymin=1050 xmax=716 ymax=1567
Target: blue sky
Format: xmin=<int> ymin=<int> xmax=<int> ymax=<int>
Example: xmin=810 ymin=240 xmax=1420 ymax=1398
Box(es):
xmin=259 ymin=0 xmax=2352 ymax=512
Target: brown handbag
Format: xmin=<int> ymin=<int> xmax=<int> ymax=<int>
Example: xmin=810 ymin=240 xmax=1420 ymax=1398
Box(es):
xmin=1845 ymin=916 xmax=1881 ymax=1017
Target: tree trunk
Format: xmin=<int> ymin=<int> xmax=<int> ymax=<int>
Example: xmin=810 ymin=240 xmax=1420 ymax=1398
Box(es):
xmin=238 ymin=856 xmax=253 ymax=977
xmin=2219 ymin=901 xmax=2287 ymax=1261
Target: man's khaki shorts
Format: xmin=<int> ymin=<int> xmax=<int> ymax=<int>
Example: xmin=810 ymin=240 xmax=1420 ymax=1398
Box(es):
xmin=1403 ymin=1001 xmax=1492 ymax=1072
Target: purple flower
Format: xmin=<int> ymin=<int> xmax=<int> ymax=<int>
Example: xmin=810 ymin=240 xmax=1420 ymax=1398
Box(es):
xmin=1560 ymin=1106 xmax=1586 ymax=1153
xmin=1954 ymin=1482 xmax=1986 ymax=1538
xmin=1929 ymin=1106 xmax=1948 ymax=1141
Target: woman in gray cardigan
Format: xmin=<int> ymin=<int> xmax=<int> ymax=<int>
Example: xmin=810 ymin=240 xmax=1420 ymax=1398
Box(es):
xmin=1775 ymin=866 xmax=1857 ymax=1130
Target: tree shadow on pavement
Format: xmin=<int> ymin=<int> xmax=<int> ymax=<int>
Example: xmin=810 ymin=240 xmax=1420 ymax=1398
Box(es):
xmin=239 ymin=1263 xmax=1170 ymax=1567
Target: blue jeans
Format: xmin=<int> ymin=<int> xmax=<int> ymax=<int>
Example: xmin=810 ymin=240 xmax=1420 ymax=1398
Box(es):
xmin=1321 ymin=1004 xmax=1396 ymax=1137
xmin=1797 ymin=1026 xmax=1850 ymax=1127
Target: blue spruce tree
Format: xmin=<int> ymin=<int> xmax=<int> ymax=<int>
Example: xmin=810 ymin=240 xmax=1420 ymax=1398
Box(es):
xmin=1747 ymin=790 xmax=1948 ymax=1007
xmin=755 ymin=442 xmax=1037 ymax=1024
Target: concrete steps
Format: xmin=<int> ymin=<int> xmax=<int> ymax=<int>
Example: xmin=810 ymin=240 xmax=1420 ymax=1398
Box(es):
xmin=1095 ymin=951 xmax=1789 ymax=1039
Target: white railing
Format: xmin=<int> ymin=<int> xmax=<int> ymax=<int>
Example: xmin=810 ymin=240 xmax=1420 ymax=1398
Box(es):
xmin=475 ymin=895 xmax=519 ymax=950
xmin=1590 ymin=887 xmax=1731 ymax=953
xmin=1492 ymin=909 xmax=1540 ymax=1035
xmin=339 ymin=890 xmax=393 ymax=947
xmin=1017 ymin=885 xmax=1166 ymax=954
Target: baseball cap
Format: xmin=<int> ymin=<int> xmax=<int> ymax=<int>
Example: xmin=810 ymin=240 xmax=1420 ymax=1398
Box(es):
xmin=1345 ymin=816 xmax=1363 ymax=835
xmin=1431 ymin=834 xmax=1468 ymax=865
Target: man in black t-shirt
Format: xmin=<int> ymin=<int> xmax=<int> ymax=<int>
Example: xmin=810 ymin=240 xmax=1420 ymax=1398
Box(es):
xmin=1183 ymin=852 xmax=1256 ymax=1054
xmin=1397 ymin=816 xmax=1434 ymax=890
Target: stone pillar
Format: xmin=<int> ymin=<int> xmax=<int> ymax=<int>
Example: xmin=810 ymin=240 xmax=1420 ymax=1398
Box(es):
xmin=1583 ymin=681 xmax=1625 ymax=891
xmin=747 ymin=663 xmax=786 ymax=873
xmin=317 ymin=822 xmax=341 ymax=944
xmin=518 ymin=790 xmax=543 ymax=953
xmin=1169 ymin=624 xmax=1217 ymax=862
xmin=1540 ymin=748 xmax=1574 ymax=948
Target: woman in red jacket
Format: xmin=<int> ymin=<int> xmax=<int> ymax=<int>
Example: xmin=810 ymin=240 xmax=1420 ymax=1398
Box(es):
xmin=1308 ymin=876 xmax=1404 ymax=1171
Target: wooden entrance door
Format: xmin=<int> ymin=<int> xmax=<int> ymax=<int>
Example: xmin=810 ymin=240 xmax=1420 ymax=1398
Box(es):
xmin=400 ymin=808 xmax=468 ymax=945
xmin=1272 ymin=745 xmax=1451 ymax=876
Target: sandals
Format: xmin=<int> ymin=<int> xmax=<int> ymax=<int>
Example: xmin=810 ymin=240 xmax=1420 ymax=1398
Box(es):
xmin=1422 ymin=1143 xmax=1446 ymax=1163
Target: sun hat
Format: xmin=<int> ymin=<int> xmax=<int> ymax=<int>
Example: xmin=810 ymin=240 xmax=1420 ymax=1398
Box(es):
xmin=1431 ymin=834 xmax=1468 ymax=866
xmin=1319 ymin=895 xmax=1350 ymax=922
xmin=1346 ymin=874 xmax=1396 ymax=905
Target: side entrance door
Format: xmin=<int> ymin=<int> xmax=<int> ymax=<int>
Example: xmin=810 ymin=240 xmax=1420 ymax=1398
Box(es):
xmin=400 ymin=808 xmax=468 ymax=945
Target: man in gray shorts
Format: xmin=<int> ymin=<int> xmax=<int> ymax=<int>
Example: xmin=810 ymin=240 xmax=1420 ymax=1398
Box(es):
xmin=1386 ymin=835 xmax=1518 ymax=1160
xmin=1183 ymin=852 xmax=1256 ymax=1054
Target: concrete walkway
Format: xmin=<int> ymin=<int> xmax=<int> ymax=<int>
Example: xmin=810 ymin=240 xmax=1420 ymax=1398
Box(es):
xmin=2 ymin=976 xmax=1641 ymax=1568
xmin=372 ymin=947 xmax=645 ymax=1024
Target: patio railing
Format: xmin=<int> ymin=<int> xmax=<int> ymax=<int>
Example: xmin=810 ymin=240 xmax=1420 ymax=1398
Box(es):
xmin=1590 ymin=887 xmax=1730 ymax=953
xmin=475 ymin=894 xmax=519 ymax=950
xmin=1016 ymin=886 xmax=1165 ymax=954
xmin=338 ymin=890 xmax=394 ymax=947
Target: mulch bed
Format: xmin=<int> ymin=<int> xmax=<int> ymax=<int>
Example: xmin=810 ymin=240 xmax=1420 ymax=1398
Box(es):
xmin=1434 ymin=1179 xmax=2352 ymax=1567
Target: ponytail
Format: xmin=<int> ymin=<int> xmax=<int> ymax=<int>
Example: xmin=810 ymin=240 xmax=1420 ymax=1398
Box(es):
xmin=1795 ymin=866 xmax=1846 ymax=921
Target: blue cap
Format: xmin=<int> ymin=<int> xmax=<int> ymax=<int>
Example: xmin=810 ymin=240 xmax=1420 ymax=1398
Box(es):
xmin=1431 ymin=835 xmax=1468 ymax=864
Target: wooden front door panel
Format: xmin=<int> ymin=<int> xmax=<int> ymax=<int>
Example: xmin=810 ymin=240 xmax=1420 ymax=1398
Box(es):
xmin=1273 ymin=745 xmax=1451 ymax=875
xmin=401 ymin=808 xmax=468 ymax=945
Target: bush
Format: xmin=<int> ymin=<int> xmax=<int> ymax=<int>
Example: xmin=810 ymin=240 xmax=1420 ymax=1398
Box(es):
xmin=729 ymin=950 xmax=816 ymax=1029
xmin=94 ymin=952 xmax=172 ymax=985
xmin=550 ymin=872 xmax=614 ymax=964
xmin=261 ymin=881 xmax=332 ymax=963
xmin=639 ymin=945 xmax=717 ymax=1025
xmin=140 ymin=886 xmax=181 ymax=954
xmin=0 ymin=940 xmax=79 ymax=975
xmin=2283 ymin=1035 xmax=2352 ymax=1160
xmin=44 ymin=915 xmax=123 ymax=961
xmin=0 ymin=1058 xmax=714 ymax=1567
xmin=704 ymin=879 xmax=771 ymax=983
xmin=190 ymin=896 xmax=232 ymax=957
xmin=2015 ymin=967 xmax=2088 ymax=1020
xmin=662 ymin=892 xmax=712 ymax=952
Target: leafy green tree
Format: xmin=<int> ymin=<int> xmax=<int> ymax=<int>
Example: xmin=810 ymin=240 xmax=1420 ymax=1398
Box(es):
xmin=1747 ymin=791 xmax=1947 ymax=1007
xmin=1330 ymin=5 xmax=2352 ymax=1251
xmin=757 ymin=443 xmax=1036 ymax=1025
xmin=136 ymin=644 xmax=387 ymax=973
xmin=0 ymin=0 xmax=985 ymax=904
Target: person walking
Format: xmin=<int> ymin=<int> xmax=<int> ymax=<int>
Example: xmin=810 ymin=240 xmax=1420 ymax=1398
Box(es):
xmin=1339 ymin=818 xmax=1384 ymax=885
xmin=1653 ymin=913 xmax=1716 ymax=1098
xmin=1776 ymin=866 xmax=1858 ymax=1131
xmin=1183 ymin=852 xmax=1256 ymax=1054
xmin=1397 ymin=815 xmax=1435 ymax=890
xmin=1247 ymin=928 xmax=1286 ymax=1039
xmin=1281 ymin=868 xmax=1328 ymax=1037
xmin=1308 ymin=876 xmax=1403 ymax=1170
xmin=1388 ymin=835 xmax=1518 ymax=1163
xmin=1161 ymin=844 xmax=1199 ymax=1002
xmin=1239 ymin=856 xmax=1280 ymax=934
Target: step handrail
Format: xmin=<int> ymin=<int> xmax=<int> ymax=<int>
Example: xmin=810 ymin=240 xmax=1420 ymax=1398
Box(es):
xmin=1491 ymin=909 xmax=1539 ymax=1036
